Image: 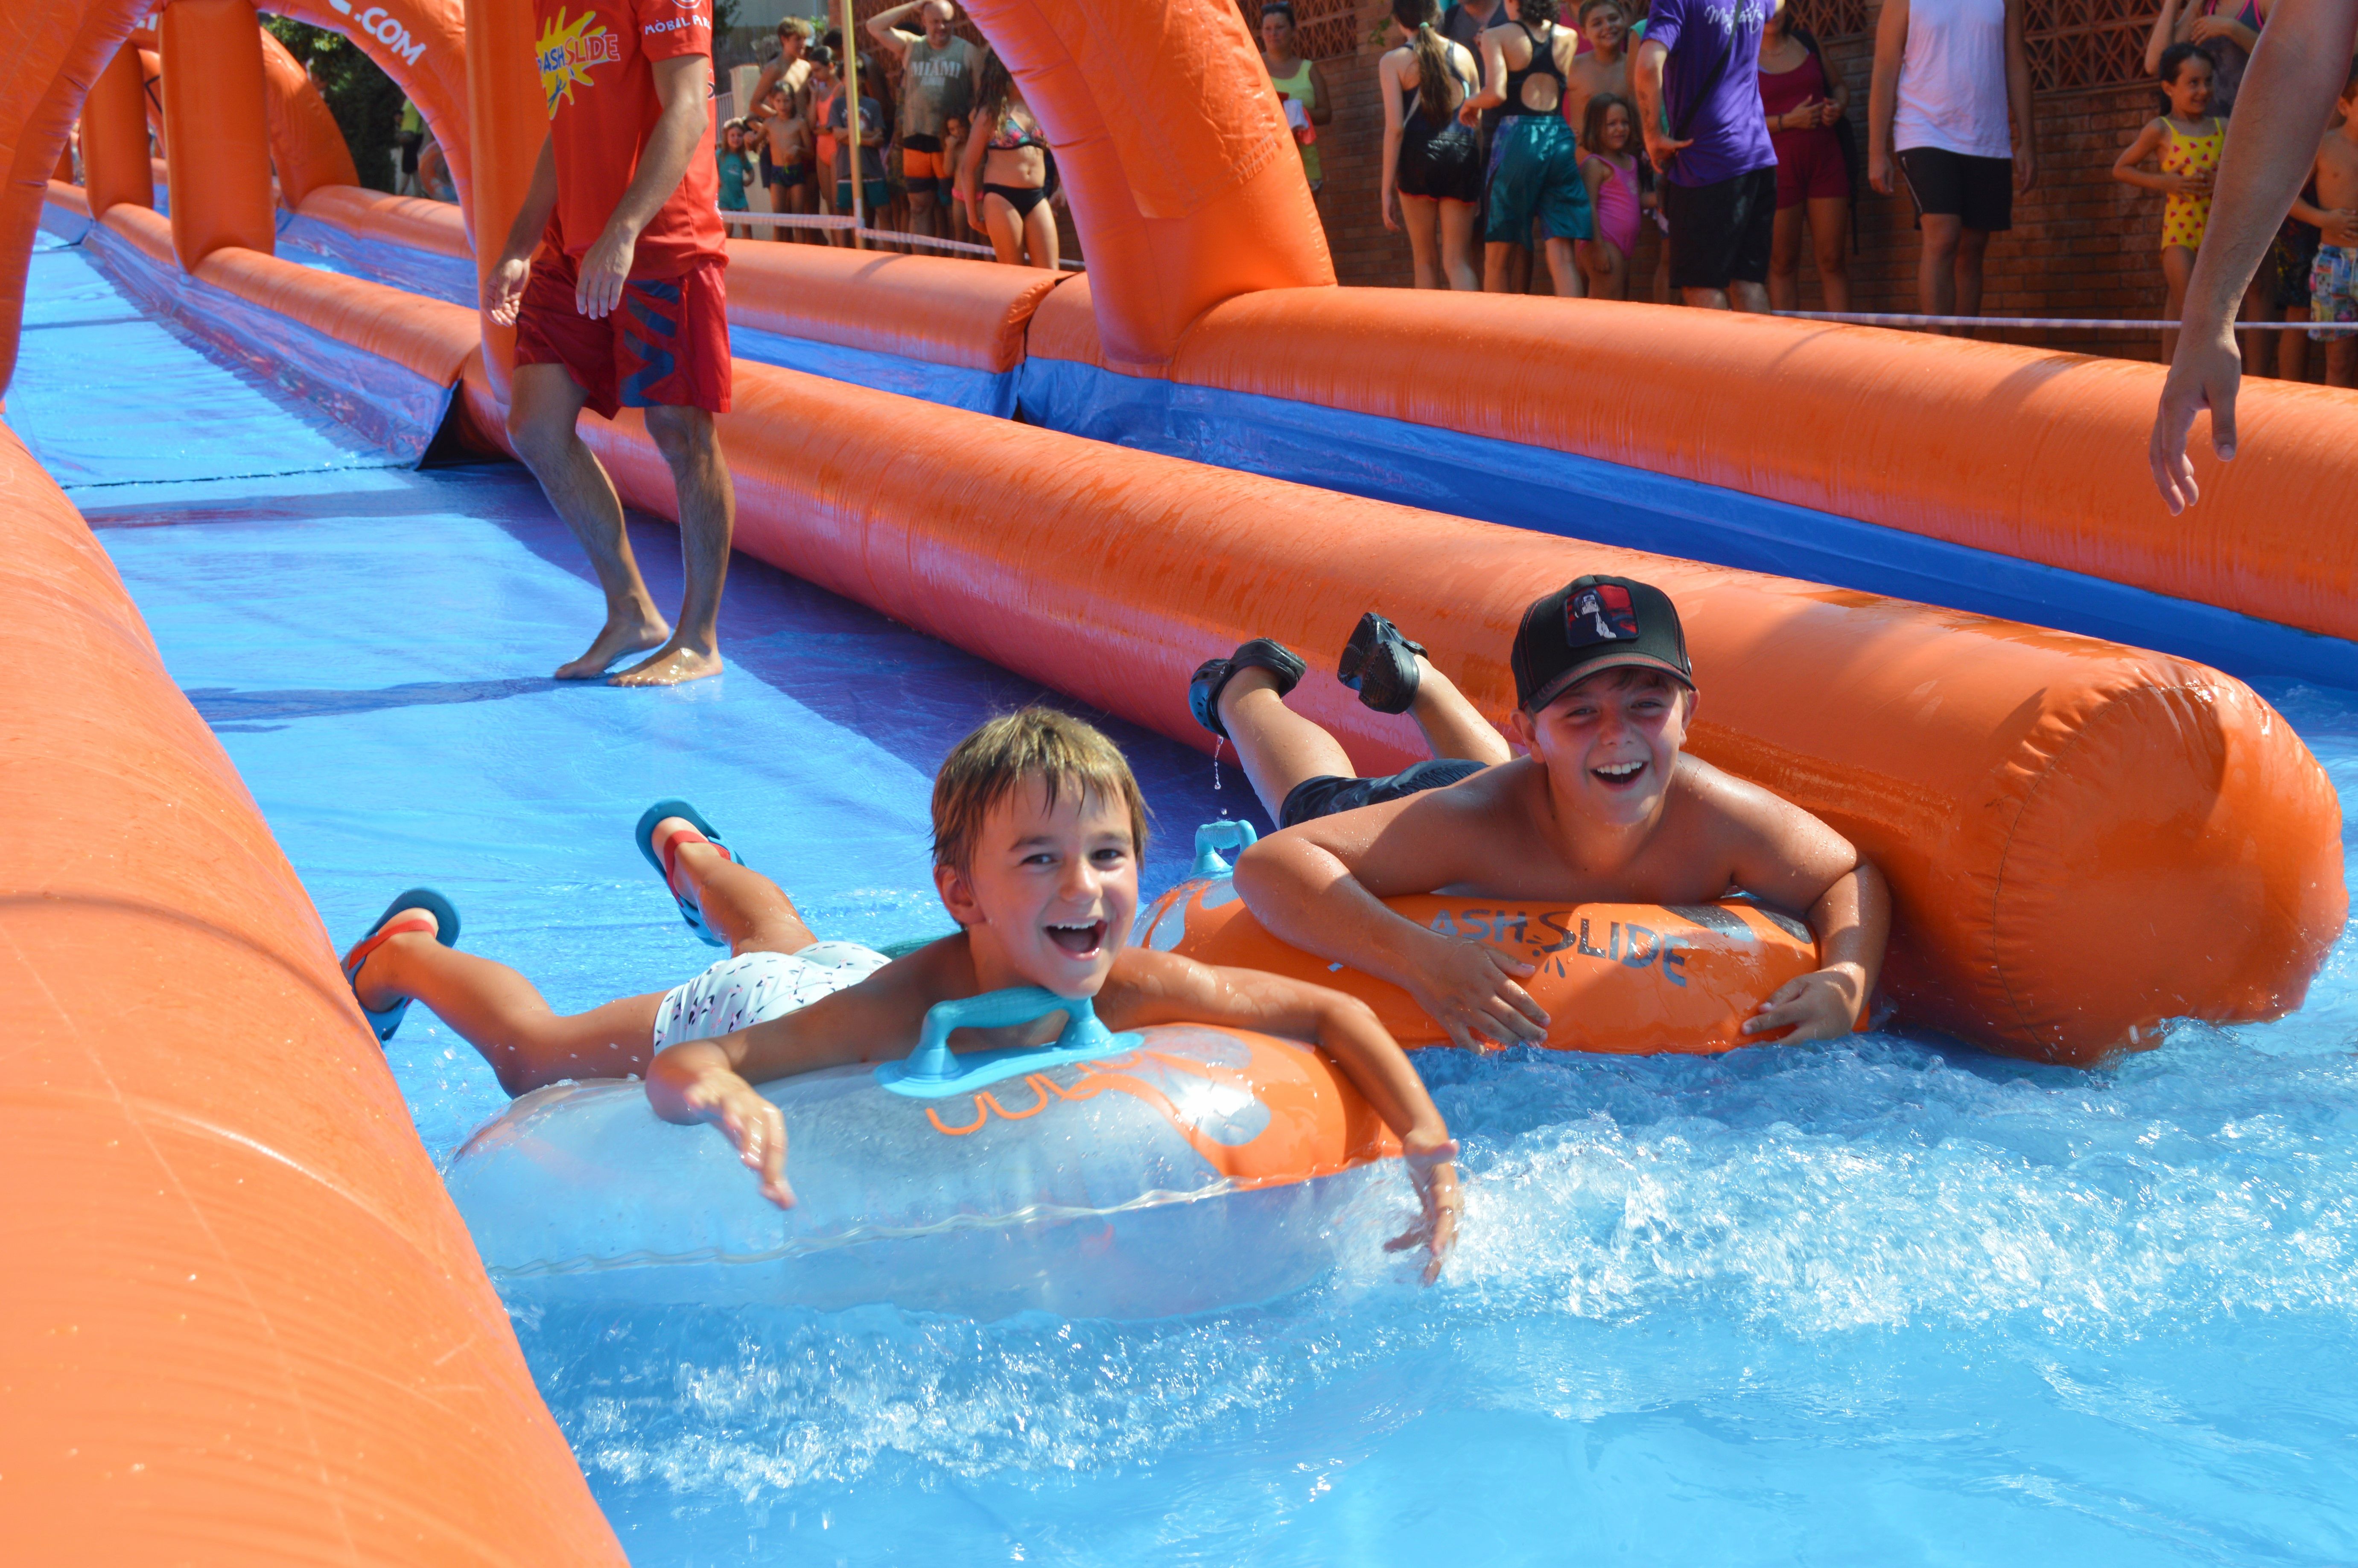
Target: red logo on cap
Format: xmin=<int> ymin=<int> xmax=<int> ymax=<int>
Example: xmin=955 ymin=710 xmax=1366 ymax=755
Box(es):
xmin=1568 ymin=584 xmax=1639 ymax=644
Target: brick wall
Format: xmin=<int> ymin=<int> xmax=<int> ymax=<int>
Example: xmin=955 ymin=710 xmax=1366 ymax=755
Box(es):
xmin=1300 ymin=1 xmax=2247 ymax=367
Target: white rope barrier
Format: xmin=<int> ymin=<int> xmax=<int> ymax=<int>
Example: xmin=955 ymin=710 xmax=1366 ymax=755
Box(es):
xmin=722 ymin=207 xmax=1084 ymax=269
xmin=1776 ymin=310 xmax=2352 ymax=332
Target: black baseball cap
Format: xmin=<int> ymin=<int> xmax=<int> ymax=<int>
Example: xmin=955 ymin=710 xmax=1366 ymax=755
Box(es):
xmin=1511 ymin=575 xmax=1694 ymax=712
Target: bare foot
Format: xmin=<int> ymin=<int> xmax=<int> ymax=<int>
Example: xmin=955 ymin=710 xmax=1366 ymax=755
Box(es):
xmin=555 ymin=613 xmax=670 ymax=680
xmin=350 ymin=908 xmax=438 ymax=1012
xmin=609 ymin=639 xmax=723 ymax=687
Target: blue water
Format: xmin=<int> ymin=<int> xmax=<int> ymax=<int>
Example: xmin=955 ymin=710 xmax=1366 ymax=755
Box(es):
xmin=14 ymin=237 xmax=2358 ymax=1565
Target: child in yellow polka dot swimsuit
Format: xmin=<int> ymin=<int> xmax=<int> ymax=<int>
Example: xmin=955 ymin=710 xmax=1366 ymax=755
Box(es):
xmin=2113 ymin=43 xmax=2223 ymax=359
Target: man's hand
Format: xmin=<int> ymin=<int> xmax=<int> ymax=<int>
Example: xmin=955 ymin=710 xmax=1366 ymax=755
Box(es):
xmin=1644 ymin=124 xmax=1692 ymax=174
xmin=1383 ymin=1136 xmax=1463 ymax=1284
xmin=2015 ymin=141 xmax=2038 ymax=192
xmin=2149 ymin=323 xmax=2242 ymax=513
xmin=1741 ymin=964 xmax=1863 ymax=1042
xmin=575 ymin=219 xmax=640 ymax=320
xmin=1405 ymin=935 xmax=1549 ymax=1051
xmin=485 ymin=254 xmax=532 ymax=326
xmin=1868 ymin=145 xmax=1894 ymax=194
xmin=681 ymin=1071 xmax=795 ymax=1207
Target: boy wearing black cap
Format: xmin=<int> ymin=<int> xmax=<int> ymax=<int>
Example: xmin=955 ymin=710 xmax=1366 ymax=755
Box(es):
xmin=1191 ymin=576 xmax=1888 ymax=1051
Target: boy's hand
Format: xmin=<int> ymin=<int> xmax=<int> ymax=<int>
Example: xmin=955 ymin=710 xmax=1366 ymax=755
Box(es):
xmin=1383 ymin=1136 xmax=1462 ymax=1284
xmin=682 ymin=1072 xmax=795 ymax=1208
xmin=2326 ymin=207 xmax=2358 ymax=246
xmin=1409 ymin=936 xmax=1549 ymax=1050
xmin=1742 ymin=964 xmax=1865 ymax=1043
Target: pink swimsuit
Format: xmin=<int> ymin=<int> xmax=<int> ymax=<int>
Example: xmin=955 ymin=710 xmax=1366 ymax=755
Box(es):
xmin=1583 ymin=152 xmax=1641 ymax=254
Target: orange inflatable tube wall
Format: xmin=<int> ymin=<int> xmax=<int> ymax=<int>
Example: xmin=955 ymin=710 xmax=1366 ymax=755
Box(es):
xmin=445 ymin=348 xmax=2341 ymax=1068
xmin=0 ymin=425 xmax=622 ymax=1558
xmin=259 ymin=24 xmax=360 ymax=208
xmin=1138 ymin=883 xmax=1824 ymax=1054
xmin=158 ymin=0 xmax=276 ymax=268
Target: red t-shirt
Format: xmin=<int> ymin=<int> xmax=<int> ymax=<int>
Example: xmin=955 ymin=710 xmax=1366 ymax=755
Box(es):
xmin=534 ymin=0 xmax=726 ymax=278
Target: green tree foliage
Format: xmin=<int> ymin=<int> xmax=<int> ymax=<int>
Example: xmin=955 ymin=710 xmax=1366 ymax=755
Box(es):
xmin=261 ymin=15 xmax=405 ymax=192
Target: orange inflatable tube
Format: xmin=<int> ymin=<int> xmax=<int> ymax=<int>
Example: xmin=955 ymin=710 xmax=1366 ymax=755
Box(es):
xmin=442 ymin=348 xmax=2340 ymax=1067
xmin=76 ymin=42 xmax=149 ymax=217
xmin=0 ymin=425 xmax=622 ymax=1559
xmin=258 ymin=24 xmax=359 ymax=208
xmin=158 ymin=0 xmax=275 ymax=268
xmin=1138 ymin=876 xmax=1823 ymax=1054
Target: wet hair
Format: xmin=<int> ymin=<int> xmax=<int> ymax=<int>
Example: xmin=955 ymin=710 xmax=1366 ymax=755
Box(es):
xmin=931 ymin=709 xmax=1149 ymax=875
xmin=1582 ymin=91 xmax=1636 ymax=153
xmin=2155 ymin=41 xmax=2212 ymax=113
xmin=1515 ymin=0 xmax=1562 ymax=26
xmin=1393 ymin=0 xmax=1461 ymax=124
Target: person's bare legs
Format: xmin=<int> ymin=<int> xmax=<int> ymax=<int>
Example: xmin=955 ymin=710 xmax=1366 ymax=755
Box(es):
xmin=656 ymin=818 xmax=822 ymax=957
xmin=1807 ymin=196 xmax=1850 ymax=313
xmin=1768 ymin=204 xmax=1806 ymax=312
xmin=1401 ymin=655 xmax=1513 ymax=766
xmin=1214 ymin=667 xmax=1358 ymax=825
xmin=1021 ymin=196 xmax=1060 ymax=271
xmin=1482 ymin=240 xmax=1525 ymax=293
xmin=1730 ymin=278 xmax=1771 ymax=315
xmin=2279 ymin=302 xmax=2310 ymax=380
xmin=1917 ymin=212 xmax=1963 ymax=320
xmin=1441 ymin=200 xmax=1481 ymax=291
xmin=351 ymin=909 xmax=666 ymax=1095
xmin=507 ymin=362 xmax=670 ymax=680
xmin=1543 ymin=235 xmax=1582 ymax=298
xmin=1403 ymin=193 xmax=1444 ymax=290
xmin=1681 ymin=285 xmax=1733 ymax=310
xmin=1953 ymin=226 xmax=1990 ymax=321
xmin=350 ymin=839 xmax=815 ymax=1095
xmin=609 ymin=403 xmax=734 ymax=687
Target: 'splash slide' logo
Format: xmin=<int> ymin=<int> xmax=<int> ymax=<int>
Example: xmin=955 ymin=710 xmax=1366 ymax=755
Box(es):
xmin=538 ymin=7 xmax=622 ymax=114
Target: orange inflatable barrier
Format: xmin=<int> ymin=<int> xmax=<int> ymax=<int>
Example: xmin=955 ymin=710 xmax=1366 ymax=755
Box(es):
xmin=724 ymin=243 xmax=1068 ymax=371
xmin=445 ymin=348 xmax=2341 ymax=1068
xmin=1137 ymin=869 xmax=1823 ymax=1054
xmin=299 ymin=182 xmax=473 ymax=261
xmin=257 ymin=23 xmax=357 ymax=209
xmin=0 ymin=424 xmax=622 ymax=1559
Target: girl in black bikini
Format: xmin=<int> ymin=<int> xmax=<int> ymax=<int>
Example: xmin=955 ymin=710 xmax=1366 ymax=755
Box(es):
xmin=956 ymin=55 xmax=1059 ymax=269
xmin=1380 ymin=0 xmax=1484 ymax=290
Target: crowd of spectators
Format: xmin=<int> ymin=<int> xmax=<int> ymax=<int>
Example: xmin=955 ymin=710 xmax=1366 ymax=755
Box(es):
xmin=718 ymin=9 xmax=1064 ymax=269
xmin=701 ymin=0 xmax=2354 ymax=377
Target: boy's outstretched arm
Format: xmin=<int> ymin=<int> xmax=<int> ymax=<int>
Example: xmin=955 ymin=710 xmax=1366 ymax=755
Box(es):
xmin=1104 ymin=950 xmax=1463 ymax=1281
xmin=645 ymin=947 xmax=956 ymax=1207
xmin=1234 ymin=792 xmax=1550 ymax=1053
xmin=1719 ymin=784 xmax=1890 ymax=1041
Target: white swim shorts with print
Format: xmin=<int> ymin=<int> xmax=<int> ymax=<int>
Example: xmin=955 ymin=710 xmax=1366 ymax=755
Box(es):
xmin=649 ymin=941 xmax=893 ymax=1051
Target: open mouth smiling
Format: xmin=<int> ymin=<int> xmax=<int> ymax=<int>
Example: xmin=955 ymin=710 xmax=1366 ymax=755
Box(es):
xmin=1592 ymin=759 xmax=1647 ymax=788
xmin=1045 ymin=919 xmax=1107 ymax=956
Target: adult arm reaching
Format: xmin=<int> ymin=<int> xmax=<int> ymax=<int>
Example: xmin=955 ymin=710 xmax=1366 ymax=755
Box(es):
xmin=2151 ymin=0 xmax=2358 ymax=511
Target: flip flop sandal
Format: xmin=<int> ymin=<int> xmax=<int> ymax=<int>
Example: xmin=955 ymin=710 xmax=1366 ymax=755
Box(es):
xmin=340 ymin=887 xmax=462 ymax=1045
xmin=634 ymin=798 xmax=741 ymax=948
xmin=1187 ymin=637 xmax=1307 ymax=739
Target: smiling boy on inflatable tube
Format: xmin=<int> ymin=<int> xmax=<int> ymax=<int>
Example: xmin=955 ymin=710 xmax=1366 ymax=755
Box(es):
xmin=1199 ymin=577 xmax=1891 ymax=1051
xmin=342 ymin=710 xmax=1462 ymax=1276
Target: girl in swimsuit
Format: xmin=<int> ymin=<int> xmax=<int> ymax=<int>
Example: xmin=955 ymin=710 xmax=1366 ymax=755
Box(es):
xmin=807 ymin=49 xmax=846 ymax=247
xmin=1576 ymin=93 xmax=1649 ymax=298
xmin=957 ymin=54 xmax=1059 ymax=269
xmin=1380 ymin=0 xmax=1484 ymax=290
xmin=1462 ymin=0 xmax=1592 ymax=298
xmin=2113 ymin=44 xmax=2224 ymax=363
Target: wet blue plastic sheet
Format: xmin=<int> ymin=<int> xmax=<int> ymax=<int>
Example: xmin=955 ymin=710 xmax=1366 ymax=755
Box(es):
xmin=16 ymin=208 xmax=2358 ymax=1568
xmin=80 ymin=216 xmax=451 ymax=463
xmin=1016 ymin=356 xmax=2358 ymax=688
xmin=12 ymin=237 xmax=406 ymax=488
xmin=279 ymin=211 xmax=479 ymax=307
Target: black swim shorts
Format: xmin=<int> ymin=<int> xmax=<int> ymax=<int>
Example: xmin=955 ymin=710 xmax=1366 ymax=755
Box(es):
xmin=1896 ymin=146 xmax=2014 ymax=233
xmin=1277 ymin=758 xmax=1490 ymax=830
xmin=1663 ymin=166 xmax=1776 ymax=292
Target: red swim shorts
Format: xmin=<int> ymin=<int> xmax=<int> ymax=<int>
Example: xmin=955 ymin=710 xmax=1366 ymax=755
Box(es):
xmin=514 ymin=248 xmax=731 ymax=419
xmin=1773 ymin=131 xmax=1851 ymax=210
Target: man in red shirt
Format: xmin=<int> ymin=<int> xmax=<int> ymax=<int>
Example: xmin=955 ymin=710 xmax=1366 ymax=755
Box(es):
xmin=487 ymin=0 xmax=735 ymax=686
